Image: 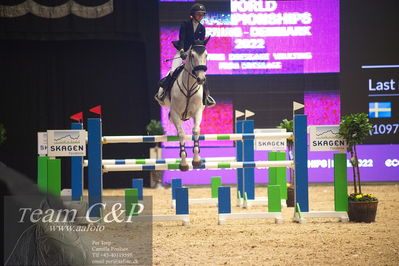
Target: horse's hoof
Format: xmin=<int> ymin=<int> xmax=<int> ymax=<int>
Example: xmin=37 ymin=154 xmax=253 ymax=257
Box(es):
xmin=192 ymin=160 xmax=202 ymax=168
xmin=179 ymin=164 xmax=189 ymax=172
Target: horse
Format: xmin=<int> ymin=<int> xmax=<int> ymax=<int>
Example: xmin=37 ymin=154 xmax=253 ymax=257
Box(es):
xmin=161 ymin=37 xmax=210 ymax=171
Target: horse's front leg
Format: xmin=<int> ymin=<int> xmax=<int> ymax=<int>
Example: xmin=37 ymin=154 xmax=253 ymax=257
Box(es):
xmin=170 ymin=111 xmax=189 ymax=172
xmin=192 ymin=108 xmax=204 ymax=168
xmin=178 ymin=131 xmax=189 ymax=172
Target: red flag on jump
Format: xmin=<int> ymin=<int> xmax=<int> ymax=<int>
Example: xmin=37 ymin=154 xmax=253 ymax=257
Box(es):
xmin=89 ymin=105 xmax=102 ymax=117
xmin=70 ymin=112 xmax=83 ymax=122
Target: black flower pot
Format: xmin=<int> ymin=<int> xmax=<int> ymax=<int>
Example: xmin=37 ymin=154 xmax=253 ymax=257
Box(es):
xmin=348 ymin=200 xmax=378 ymax=223
xmin=286 ymin=187 xmax=295 ymax=207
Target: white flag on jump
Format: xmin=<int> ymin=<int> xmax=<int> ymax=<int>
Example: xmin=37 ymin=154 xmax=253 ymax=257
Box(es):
xmin=235 ymin=110 xmax=244 ymax=119
xmin=293 ymin=101 xmax=304 ymax=111
xmin=245 ymin=109 xmax=255 ymax=119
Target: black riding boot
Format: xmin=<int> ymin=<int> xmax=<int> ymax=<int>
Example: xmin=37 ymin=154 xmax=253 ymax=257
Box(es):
xmin=159 ymin=74 xmax=174 ymax=100
xmin=203 ymin=83 xmax=216 ymax=107
xmin=155 ymin=74 xmax=174 ymax=104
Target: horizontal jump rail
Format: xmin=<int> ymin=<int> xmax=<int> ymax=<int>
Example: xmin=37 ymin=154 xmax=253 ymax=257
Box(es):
xmin=83 ymin=157 xmax=236 ymax=167
xmin=102 ymin=160 xmax=294 ymax=172
xmin=102 ymin=132 xmax=294 ymax=144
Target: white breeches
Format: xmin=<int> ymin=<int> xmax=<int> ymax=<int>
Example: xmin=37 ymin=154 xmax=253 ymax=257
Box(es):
xmin=170 ymin=50 xmax=183 ymax=75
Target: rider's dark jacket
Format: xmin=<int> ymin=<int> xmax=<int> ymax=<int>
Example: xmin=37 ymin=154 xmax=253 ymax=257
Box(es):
xmin=172 ymin=19 xmax=206 ymax=52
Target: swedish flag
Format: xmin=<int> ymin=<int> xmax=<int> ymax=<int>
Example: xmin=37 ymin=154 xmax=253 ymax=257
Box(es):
xmin=369 ymin=102 xmax=391 ymax=118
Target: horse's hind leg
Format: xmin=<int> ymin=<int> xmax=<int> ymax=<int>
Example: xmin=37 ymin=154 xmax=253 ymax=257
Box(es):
xmin=170 ymin=112 xmax=189 ymax=171
xmin=192 ymin=109 xmax=203 ymax=168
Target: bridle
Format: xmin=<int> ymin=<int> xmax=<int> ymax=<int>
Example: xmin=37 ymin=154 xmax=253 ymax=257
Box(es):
xmin=176 ymin=45 xmax=208 ymax=121
xmin=187 ymin=45 xmax=208 ymax=79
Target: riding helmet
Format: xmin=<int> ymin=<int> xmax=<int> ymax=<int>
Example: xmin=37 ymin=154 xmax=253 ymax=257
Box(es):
xmin=190 ymin=3 xmax=206 ymax=15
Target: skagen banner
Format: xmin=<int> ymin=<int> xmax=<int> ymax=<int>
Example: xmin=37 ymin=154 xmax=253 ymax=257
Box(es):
xmin=47 ymin=130 xmax=86 ymax=157
xmin=254 ymin=128 xmax=287 ymax=151
xmin=308 ymin=125 xmax=347 ymax=152
xmin=37 ymin=132 xmax=48 ymax=156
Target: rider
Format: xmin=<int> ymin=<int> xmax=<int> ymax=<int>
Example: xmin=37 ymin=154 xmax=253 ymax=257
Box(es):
xmin=155 ymin=3 xmax=216 ymax=108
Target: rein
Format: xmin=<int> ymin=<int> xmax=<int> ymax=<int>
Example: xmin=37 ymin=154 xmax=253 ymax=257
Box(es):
xmin=176 ymin=48 xmax=207 ymax=121
xmin=176 ymin=69 xmax=201 ymax=121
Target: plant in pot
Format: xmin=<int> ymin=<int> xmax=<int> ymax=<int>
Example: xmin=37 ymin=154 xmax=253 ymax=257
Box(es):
xmin=146 ymin=120 xmax=165 ymax=188
xmin=338 ymin=113 xmax=377 ymax=222
xmin=277 ymin=119 xmax=294 ymax=207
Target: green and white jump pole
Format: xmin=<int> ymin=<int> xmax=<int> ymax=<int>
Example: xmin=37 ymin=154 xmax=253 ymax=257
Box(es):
xmin=83 ymin=157 xmax=236 ymax=167
xmin=101 ymin=131 xmax=293 ymax=143
xmin=102 ymin=160 xmax=293 ymax=172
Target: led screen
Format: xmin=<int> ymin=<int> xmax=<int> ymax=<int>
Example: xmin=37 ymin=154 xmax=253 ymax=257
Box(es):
xmin=304 ymin=91 xmax=340 ymax=125
xmin=160 ymin=0 xmax=339 ymax=76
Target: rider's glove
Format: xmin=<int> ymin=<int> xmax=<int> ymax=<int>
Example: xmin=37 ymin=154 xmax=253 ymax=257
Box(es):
xmin=179 ymin=49 xmax=187 ymax=60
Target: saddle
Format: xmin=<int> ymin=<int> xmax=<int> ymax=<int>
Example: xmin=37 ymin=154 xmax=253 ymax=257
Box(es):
xmin=158 ymin=64 xmax=185 ymax=100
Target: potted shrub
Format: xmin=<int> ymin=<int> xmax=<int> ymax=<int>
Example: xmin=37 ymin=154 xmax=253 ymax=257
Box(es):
xmin=146 ymin=120 xmax=165 ymax=188
xmin=338 ymin=113 xmax=377 ymax=222
xmin=277 ymin=119 xmax=294 ymax=207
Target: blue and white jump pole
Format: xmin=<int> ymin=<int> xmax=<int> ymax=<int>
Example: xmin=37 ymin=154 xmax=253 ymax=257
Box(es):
xmin=87 ymin=118 xmax=103 ymax=218
xmin=71 ymin=122 xmax=84 ymax=201
xmin=294 ymin=114 xmax=308 ymax=213
xmin=236 ymin=120 xmax=255 ymax=201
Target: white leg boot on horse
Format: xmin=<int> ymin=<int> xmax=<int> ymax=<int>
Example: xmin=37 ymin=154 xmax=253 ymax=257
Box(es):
xmin=192 ymin=108 xmax=204 ymax=168
xmin=169 ymin=112 xmax=190 ymax=171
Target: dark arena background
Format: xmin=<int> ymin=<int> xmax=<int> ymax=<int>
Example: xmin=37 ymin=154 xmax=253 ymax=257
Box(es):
xmin=1 ymin=1 xmax=399 ymax=264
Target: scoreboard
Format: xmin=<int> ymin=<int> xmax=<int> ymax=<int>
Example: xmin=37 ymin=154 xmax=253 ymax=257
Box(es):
xmin=340 ymin=0 xmax=399 ymax=144
xmin=362 ymin=66 xmax=399 ymax=140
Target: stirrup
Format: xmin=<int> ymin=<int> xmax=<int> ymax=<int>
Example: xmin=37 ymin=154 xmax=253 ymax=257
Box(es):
xmin=205 ymin=95 xmax=216 ymax=108
xmin=154 ymin=92 xmax=166 ymax=106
